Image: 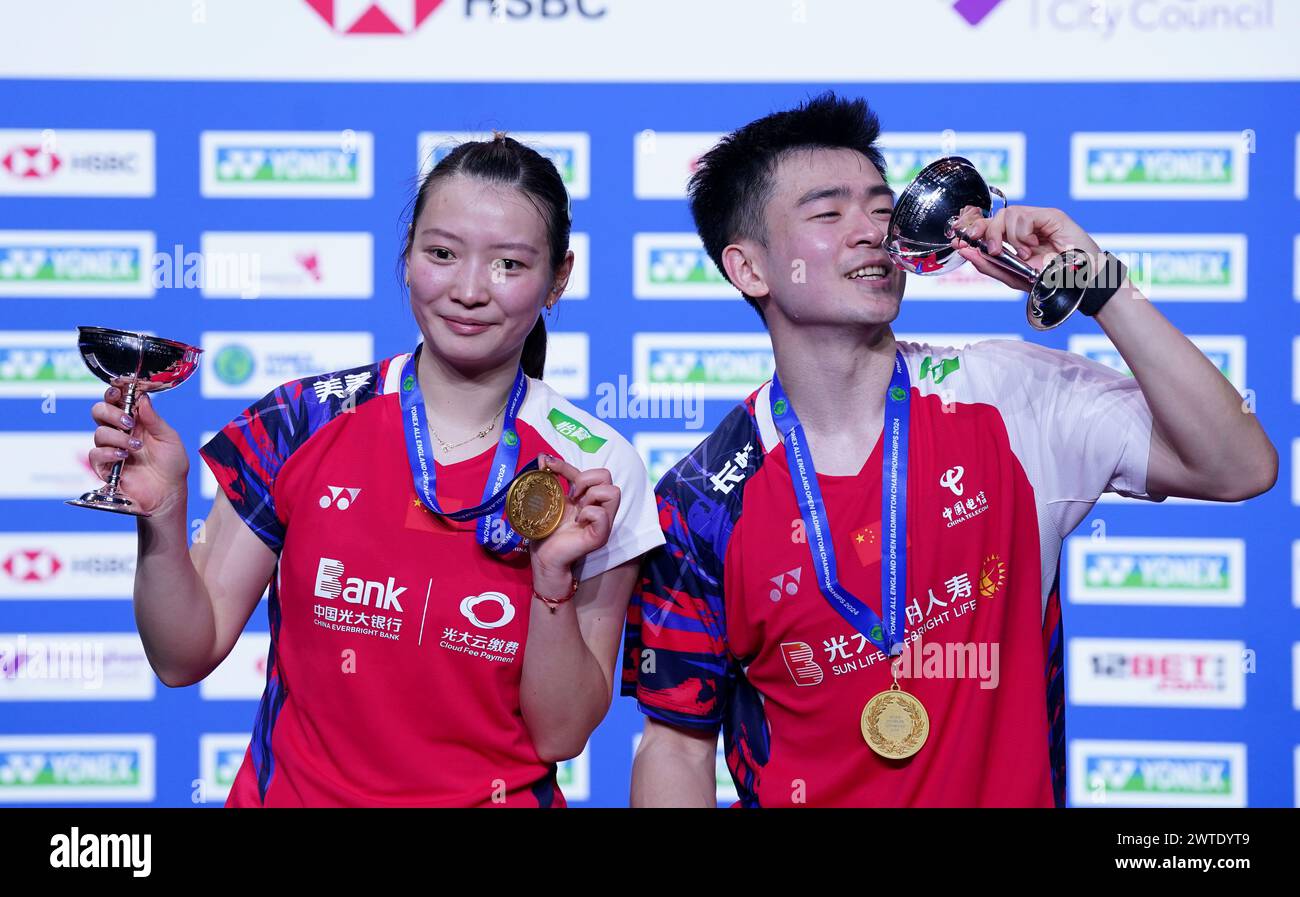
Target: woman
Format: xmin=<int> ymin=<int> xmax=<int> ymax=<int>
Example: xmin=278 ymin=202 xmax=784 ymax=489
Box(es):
xmin=87 ymin=134 xmax=663 ymax=807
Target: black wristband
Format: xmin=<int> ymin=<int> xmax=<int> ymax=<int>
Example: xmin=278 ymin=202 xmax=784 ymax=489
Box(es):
xmin=1078 ymin=251 xmax=1128 ymax=317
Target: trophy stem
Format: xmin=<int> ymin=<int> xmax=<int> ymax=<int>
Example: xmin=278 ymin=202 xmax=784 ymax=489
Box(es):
xmin=950 ymin=225 xmax=1038 ymax=288
xmin=103 ymin=381 xmax=140 ymax=494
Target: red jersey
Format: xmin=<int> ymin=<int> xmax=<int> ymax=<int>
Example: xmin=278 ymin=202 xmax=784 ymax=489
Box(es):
xmin=201 ymin=350 xmax=662 ymax=807
xmin=621 ymin=339 xmax=1160 ymax=807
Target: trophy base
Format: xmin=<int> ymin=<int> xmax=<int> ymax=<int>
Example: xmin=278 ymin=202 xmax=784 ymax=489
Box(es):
xmin=1026 ymin=250 xmax=1089 ymax=332
xmin=66 ymin=491 xmax=151 ymax=517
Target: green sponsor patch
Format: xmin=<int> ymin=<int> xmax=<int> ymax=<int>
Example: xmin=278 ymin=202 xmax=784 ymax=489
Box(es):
xmin=919 ymin=355 xmax=959 ymax=385
xmin=547 ymin=408 xmax=606 ymax=453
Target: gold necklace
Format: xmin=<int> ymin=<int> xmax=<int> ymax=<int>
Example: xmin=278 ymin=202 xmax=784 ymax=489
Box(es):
xmin=430 ymin=401 xmax=508 ymax=452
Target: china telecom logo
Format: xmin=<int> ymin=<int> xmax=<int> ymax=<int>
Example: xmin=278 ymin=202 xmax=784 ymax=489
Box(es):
xmin=305 ymin=1 xmax=445 ymax=35
xmin=953 ymin=0 xmax=1006 ymax=26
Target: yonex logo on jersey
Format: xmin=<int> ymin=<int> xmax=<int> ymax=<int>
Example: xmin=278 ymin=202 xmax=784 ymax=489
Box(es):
xmin=779 ymin=641 xmax=824 ymax=686
xmin=940 ymin=466 xmax=965 ymax=496
xmin=319 ymin=486 xmax=360 ymax=510
xmin=769 ymin=567 xmax=801 ymax=602
xmin=460 ymin=592 xmax=516 ymax=630
xmin=313 ymin=557 xmax=406 ymax=611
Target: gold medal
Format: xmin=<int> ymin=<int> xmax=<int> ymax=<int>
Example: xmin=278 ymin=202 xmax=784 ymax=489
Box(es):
xmin=505 ymin=469 xmax=565 ymax=541
xmin=861 ymin=680 xmax=929 ymax=760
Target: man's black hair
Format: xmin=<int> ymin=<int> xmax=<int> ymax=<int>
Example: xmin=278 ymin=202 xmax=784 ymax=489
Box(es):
xmin=688 ymin=91 xmax=886 ymax=324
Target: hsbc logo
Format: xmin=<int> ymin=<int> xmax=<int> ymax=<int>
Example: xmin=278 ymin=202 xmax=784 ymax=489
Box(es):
xmin=305 ymin=0 xmax=446 ymax=34
xmin=2 ymin=549 xmax=62 ymax=582
xmin=463 ymin=0 xmax=607 ymax=20
xmin=1 ymin=146 xmax=61 ymax=179
xmin=304 ymin=0 xmax=604 ymax=36
xmin=313 ymin=558 xmax=406 ymax=612
xmin=0 ymin=131 xmax=153 ymax=197
xmin=0 ymin=534 xmax=136 ymax=599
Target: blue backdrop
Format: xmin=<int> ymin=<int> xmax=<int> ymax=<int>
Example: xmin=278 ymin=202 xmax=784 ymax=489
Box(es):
xmin=1 ymin=78 xmax=1296 ymax=807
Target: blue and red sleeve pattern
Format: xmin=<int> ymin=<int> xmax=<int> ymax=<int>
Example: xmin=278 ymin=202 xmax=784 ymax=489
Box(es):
xmin=621 ymin=400 xmax=762 ymax=731
xmin=199 ymin=359 xmax=390 ymax=553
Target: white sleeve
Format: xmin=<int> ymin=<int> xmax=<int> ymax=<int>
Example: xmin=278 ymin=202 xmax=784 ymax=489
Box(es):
xmin=573 ymin=433 xmax=665 ymax=583
xmin=961 ymin=339 xmax=1163 ymax=535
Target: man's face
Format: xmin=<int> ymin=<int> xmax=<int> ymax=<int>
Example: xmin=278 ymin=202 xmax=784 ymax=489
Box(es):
xmin=755 ymin=147 xmax=905 ymax=327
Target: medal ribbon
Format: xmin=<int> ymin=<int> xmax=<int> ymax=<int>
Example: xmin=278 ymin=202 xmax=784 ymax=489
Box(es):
xmin=399 ymin=347 xmax=538 ymax=554
xmin=770 ymin=350 xmax=911 ymax=656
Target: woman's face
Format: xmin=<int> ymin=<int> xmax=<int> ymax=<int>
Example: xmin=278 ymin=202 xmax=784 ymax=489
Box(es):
xmin=406 ymin=174 xmax=568 ymax=375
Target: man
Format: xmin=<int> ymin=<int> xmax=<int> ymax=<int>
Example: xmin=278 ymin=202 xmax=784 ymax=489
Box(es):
xmin=620 ymin=93 xmax=1277 ymax=807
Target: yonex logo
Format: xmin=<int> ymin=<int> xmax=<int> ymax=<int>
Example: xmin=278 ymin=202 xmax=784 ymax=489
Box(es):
xmin=940 ymin=466 xmax=965 ymax=496
xmin=1071 ymin=134 xmax=1249 ymax=200
xmin=319 ymin=486 xmax=360 ymax=510
xmin=460 ymin=591 xmax=516 ymax=630
xmin=769 ymin=567 xmax=801 ymax=602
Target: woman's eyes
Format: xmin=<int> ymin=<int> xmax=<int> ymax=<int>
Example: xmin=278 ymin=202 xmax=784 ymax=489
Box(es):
xmin=424 ymin=250 xmax=523 ymax=270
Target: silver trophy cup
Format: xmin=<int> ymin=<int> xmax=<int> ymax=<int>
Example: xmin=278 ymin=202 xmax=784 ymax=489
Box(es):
xmin=66 ymin=326 xmax=202 ymax=517
xmin=887 ymin=156 xmax=1092 ymax=330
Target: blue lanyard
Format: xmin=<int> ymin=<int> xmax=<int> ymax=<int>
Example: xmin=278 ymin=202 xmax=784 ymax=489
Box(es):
xmin=399 ymin=348 xmax=537 ymax=554
xmin=769 ymin=351 xmax=911 ymax=656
